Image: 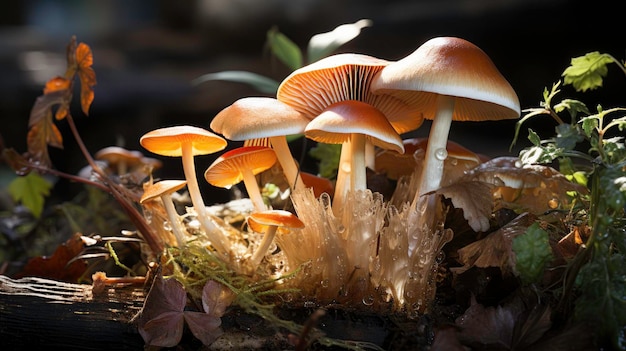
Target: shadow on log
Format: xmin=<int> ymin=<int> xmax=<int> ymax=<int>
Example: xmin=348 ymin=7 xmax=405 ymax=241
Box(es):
xmin=0 ymin=275 xmax=146 ymax=350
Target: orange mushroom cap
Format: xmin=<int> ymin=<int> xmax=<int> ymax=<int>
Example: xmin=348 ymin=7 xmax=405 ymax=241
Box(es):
xmin=140 ymin=125 xmax=227 ymax=157
xmin=304 ymin=100 xmax=404 ymax=154
xmin=204 ymin=146 xmax=277 ymax=188
xmin=247 ymin=210 xmax=305 ymax=233
xmin=140 ymin=179 xmax=188 ymax=204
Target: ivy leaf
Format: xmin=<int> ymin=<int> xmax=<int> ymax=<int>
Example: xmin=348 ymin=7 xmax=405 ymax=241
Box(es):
xmin=307 ymin=19 xmax=372 ymax=63
xmin=562 ymin=52 xmax=615 ymax=92
xmin=75 ymin=42 xmax=96 ymax=115
xmin=7 ymin=171 xmax=53 ymax=218
xmin=266 ymin=27 xmax=303 ymax=71
xmin=512 ymin=222 xmax=554 ymax=284
xmin=192 ymin=71 xmax=280 ymax=94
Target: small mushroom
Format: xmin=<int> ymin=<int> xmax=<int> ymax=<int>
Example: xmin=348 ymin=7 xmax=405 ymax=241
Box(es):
xmin=204 ymin=146 xmax=277 ymax=212
xmin=140 ymin=180 xmax=188 ymax=247
xmin=210 ymin=97 xmax=309 ymax=192
xmin=304 ymin=100 xmax=404 ymax=197
xmin=139 ymin=125 xmax=230 ymax=254
xmin=246 ymin=209 xmax=304 ymax=268
xmin=371 ymin=37 xmax=520 ymax=203
xmin=95 ymin=146 xmax=144 ymax=175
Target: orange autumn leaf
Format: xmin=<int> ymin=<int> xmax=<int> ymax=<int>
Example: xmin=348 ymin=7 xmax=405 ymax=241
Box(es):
xmin=43 ymin=76 xmax=71 ymax=94
xmin=75 ymin=42 xmax=96 ymax=115
xmin=27 ymin=86 xmax=67 ymax=167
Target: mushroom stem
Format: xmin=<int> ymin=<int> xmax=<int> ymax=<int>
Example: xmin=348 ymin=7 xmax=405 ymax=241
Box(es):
xmin=350 ymin=134 xmax=367 ymax=192
xmin=180 ymin=142 xmax=230 ymax=254
xmin=249 ymin=225 xmax=278 ymax=267
xmin=413 ymin=95 xmax=455 ymax=207
xmin=332 ymin=140 xmax=351 ymax=215
xmin=241 ymin=169 xmax=267 ymax=212
xmin=269 ymin=136 xmax=306 ymax=192
xmin=160 ymin=193 xmax=187 ymax=247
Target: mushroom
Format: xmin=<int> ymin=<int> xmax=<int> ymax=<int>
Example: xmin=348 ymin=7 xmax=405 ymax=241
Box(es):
xmin=304 ymin=100 xmax=404 ymax=195
xmin=246 ymin=209 xmax=304 ymax=269
xmin=276 ymin=53 xmax=423 ymax=210
xmin=210 ymin=97 xmax=309 ymax=192
xmin=139 ymin=125 xmax=230 ymax=254
xmin=95 ymin=146 xmax=144 ymax=175
xmin=204 ymin=146 xmax=277 ymax=212
xmin=140 ymin=180 xmax=189 ymax=247
xmin=371 ymin=37 xmax=520 ymax=204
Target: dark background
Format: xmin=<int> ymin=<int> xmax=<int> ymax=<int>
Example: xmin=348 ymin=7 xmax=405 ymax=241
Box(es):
xmin=0 ymin=0 xmax=623 ymax=205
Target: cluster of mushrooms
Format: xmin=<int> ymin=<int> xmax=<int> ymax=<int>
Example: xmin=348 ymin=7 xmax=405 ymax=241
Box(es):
xmin=134 ymin=36 xmax=534 ymax=313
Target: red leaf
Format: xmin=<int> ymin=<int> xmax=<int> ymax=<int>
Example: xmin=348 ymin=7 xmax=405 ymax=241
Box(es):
xmin=140 ymin=311 xmax=185 ymax=347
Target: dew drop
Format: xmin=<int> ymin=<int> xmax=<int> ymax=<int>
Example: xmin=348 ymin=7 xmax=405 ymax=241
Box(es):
xmin=434 ymin=148 xmax=448 ymax=161
xmin=162 ymin=220 xmax=172 ymax=231
xmin=362 ymin=295 xmax=374 ymax=306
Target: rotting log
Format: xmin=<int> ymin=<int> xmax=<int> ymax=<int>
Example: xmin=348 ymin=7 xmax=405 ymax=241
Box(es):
xmin=0 ymin=275 xmax=146 ymax=350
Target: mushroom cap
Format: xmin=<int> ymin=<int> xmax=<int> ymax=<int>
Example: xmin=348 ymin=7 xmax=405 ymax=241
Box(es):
xmin=210 ymin=97 xmax=309 ymax=140
xmin=140 ymin=125 xmax=227 ymax=157
xmin=300 ymin=172 xmax=334 ymax=197
xmin=277 ymin=53 xmax=423 ymax=134
xmin=304 ymin=100 xmax=404 ymax=154
xmin=371 ymin=36 xmax=521 ymax=122
xmin=95 ymin=146 xmax=144 ymax=166
xmin=140 ymin=179 xmax=188 ymax=203
xmin=247 ymin=210 xmax=304 ymax=233
xmin=204 ymin=146 xmax=277 ymax=188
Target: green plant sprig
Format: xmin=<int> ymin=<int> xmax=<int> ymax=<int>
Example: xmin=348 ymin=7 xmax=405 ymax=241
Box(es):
xmin=514 ymin=50 xmax=626 ymax=349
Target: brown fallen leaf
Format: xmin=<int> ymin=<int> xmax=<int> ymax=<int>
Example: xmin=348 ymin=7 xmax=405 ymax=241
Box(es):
xmin=13 ymin=232 xmax=88 ymax=282
xmin=451 ymin=213 xmax=536 ymax=276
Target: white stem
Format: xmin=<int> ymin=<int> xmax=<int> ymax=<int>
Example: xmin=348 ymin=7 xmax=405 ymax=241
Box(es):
xmin=241 ymin=168 xmax=267 ymax=212
xmin=350 ymin=134 xmax=367 ymax=192
xmin=249 ymin=225 xmax=278 ymax=267
xmin=412 ymin=95 xmax=455 ymax=208
xmin=269 ymin=136 xmax=305 ymax=191
xmin=161 ymin=193 xmax=187 ymax=247
xmin=332 ymin=140 xmax=352 ymax=215
xmin=181 ymin=142 xmax=229 ymax=254
xmin=365 ymin=141 xmax=376 ymax=170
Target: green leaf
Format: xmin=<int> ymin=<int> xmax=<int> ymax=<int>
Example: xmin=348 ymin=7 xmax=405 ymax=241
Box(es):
xmin=307 ymin=19 xmax=373 ymax=63
xmin=528 ymin=128 xmax=541 ymax=146
xmin=555 ymin=123 xmax=584 ymax=150
xmin=266 ymin=27 xmax=303 ymax=71
xmin=309 ymin=143 xmax=342 ymax=179
xmin=562 ymin=52 xmax=615 ymax=92
xmin=512 ymin=222 xmax=553 ymax=284
xmin=191 ymin=71 xmax=280 ymax=94
xmin=8 ymin=172 xmax=53 ymax=218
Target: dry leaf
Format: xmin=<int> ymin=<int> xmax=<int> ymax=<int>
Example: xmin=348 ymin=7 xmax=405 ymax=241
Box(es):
xmin=452 ymin=213 xmax=536 ymax=275
xmin=436 ymin=180 xmax=495 ymax=232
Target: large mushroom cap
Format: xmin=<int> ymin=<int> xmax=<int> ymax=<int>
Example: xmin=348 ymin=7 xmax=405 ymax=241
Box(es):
xmin=277 ymin=53 xmax=423 ymax=134
xmin=204 ymin=146 xmax=277 ymax=188
xmin=304 ymin=100 xmax=404 ymax=154
xmin=210 ymin=97 xmax=309 ymax=140
xmin=371 ymin=36 xmax=520 ymax=122
xmin=140 ymin=125 xmax=227 ymax=157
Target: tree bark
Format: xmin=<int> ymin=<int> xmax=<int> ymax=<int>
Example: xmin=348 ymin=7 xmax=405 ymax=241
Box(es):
xmin=0 ymin=275 xmax=146 ymax=350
